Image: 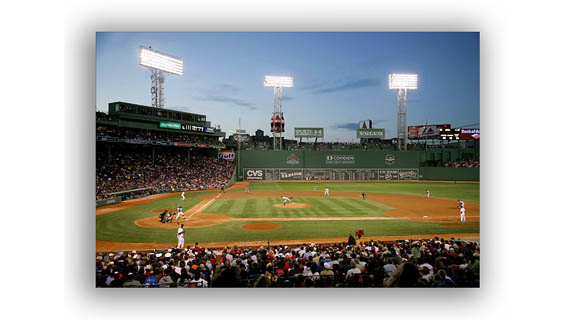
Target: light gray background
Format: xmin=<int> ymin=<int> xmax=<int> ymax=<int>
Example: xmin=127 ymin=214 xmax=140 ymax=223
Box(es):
xmin=1 ymin=0 xmax=574 ymax=319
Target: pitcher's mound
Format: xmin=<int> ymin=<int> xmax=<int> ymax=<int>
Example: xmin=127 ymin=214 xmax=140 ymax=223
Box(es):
xmin=242 ymin=223 xmax=281 ymax=230
xmin=273 ymin=203 xmax=311 ymax=208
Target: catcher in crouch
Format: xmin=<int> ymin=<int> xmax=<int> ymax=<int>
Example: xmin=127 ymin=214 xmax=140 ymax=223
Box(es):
xmin=281 ymin=196 xmax=293 ymax=206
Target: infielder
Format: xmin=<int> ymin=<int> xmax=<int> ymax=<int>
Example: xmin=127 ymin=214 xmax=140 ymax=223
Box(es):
xmin=458 ymin=200 xmax=465 ymax=209
xmin=281 ymin=196 xmax=293 ymax=206
xmin=426 ymin=189 xmax=430 ymax=198
xmin=460 ymin=206 xmax=466 ymax=224
xmin=175 ymin=206 xmax=184 ymax=220
xmin=361 ymin=192 xmax=366 ymax=200
xmin=176 ymin=224 xmax=185 ymax=249
xmin=314 ymin=185 xmax=318 ymax=192
xmin=324 ymin=188 xmax=330 ymax=196
xmin=181 ymin=191 xmax=186 ymax=201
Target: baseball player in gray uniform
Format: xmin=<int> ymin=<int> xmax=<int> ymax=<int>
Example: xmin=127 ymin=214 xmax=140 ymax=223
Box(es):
xmin=176 ymin=224 xmax=185 ymax=249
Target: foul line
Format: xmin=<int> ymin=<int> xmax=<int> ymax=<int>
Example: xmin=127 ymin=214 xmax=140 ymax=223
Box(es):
xmin=184 ymin=193 xmax=222 ymax=219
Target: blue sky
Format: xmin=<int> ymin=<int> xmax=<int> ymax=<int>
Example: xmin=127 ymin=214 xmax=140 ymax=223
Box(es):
xmin=96 ymin=32 xmax=479 ymax=141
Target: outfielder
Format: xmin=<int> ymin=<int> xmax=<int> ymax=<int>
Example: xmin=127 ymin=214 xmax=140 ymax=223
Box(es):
xmin=181 ymin=191 xmax=186 ymax=201
xmin=175 ymin=206 xmax=184 ymax=220
xmin=281 ymin=196 xmax=293 ymax=206
xmin=324 ymin=188 xmax=330 ymax=196
xmin=426 ymin=189 xmax=430 ymax=198
xmin=460 ymin=206 xmax=466 ymax=224
xmin=176 ymin=224 xmax=185 ymax=249
xmin=314 ymin=185 xmax=318 ymax=192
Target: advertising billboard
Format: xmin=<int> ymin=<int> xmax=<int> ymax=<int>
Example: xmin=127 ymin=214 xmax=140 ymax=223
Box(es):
xmin=159 ymin=122 xmax=181 ymax=130
xmin=218 ymin=150 xmax=235 ymax=162
xmin=459 ymin=128 xmax=480 ymax=140
xmin=294 ymin=128 xmax=324 ymax=138
xmin=356 ymin=128 xmax=385 ymax=139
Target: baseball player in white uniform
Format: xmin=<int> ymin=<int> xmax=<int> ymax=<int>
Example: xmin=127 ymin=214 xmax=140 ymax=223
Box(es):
xmin=181 ymin=191 xmax=186 ymax=201
xmin=176 ymin=224 xmax=185 ymax=249
xmin=460 ymin=207 xmax=466 ymax=224
xmin=281 ymin=196 xmax=293 ymax=206
xmin=426 ymin=189 xmax=430 ymax=198
xmin=175 ymin=206 xmax=184 ymax=220
xmin=314 ymin=185 xmax=318 ymax=192
xmin=458 ymin=200 xmax=465 ymax=208
xmin=324 ymin=188 xmax=330 ymax=196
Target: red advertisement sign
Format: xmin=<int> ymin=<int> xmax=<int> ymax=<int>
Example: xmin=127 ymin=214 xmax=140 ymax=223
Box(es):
xmin=174 ymin=142 xmax=193 ymax=147
xmin=459 ymin=128 xmax=480 ymax=140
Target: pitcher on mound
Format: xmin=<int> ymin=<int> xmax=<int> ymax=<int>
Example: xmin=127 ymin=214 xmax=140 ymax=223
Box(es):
xmin=281 ymin=196 xmax=293 ymax=206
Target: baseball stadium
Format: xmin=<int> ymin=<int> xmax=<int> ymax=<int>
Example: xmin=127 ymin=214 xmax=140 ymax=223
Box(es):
xmin=96 ymin=34 xmax=479 ymax=288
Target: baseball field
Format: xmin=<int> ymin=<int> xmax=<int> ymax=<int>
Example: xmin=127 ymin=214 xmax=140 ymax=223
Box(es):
xmin=96 ymin=181 xmax=480 ymax=252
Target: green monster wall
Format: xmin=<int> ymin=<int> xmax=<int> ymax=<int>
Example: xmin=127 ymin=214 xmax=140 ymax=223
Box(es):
xmin=238 ymin=150 xmax=479 ymax=181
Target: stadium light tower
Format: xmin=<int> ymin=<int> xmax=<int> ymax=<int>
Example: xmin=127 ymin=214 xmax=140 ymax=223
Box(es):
xmin=139 ymin=46 xmax=184 ymax=108
xmin=264 ymin=75 xmax=293 ymax=150
xmin=389 ymin=74 xmax=418 ymax=151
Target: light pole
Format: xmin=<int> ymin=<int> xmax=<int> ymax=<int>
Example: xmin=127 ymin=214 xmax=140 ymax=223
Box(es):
xmin=139 ymin=46 xmax=183 ymax=108
xmin=264 ymin=76 xmax=293 ymax=150
xmin=389 ymin=74 xmax=418 ymax=151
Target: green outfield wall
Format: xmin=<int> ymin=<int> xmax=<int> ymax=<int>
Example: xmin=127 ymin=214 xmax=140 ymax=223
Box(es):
xmin=240 ymin=150 xmax=419 ymax=169
xmin=418 ymin=167 xmax=479 ymax=181
xmin=240 ymin=150 xmax=420 ymax=181
xmin=239 ymin=150 xmax=479 ymax=181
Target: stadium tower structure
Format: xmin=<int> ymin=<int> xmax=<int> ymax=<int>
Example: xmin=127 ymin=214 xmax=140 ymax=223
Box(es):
xmin=264 ymin=76 xmax=293 ymax=151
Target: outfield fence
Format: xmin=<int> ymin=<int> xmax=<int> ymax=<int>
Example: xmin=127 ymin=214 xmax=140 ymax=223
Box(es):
xmin=243 ymin=168 xmax=420 ymax=181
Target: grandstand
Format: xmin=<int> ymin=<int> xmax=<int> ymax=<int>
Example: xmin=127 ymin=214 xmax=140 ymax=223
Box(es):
xmin=96 ymin=237 xmax=480 ymax=288
xmin=96 ymin=102 xmax=235 ymax=204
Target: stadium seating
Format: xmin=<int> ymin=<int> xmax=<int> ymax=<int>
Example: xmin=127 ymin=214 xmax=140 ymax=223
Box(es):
xmin=96 ymin=238 xmax=480 ymax=288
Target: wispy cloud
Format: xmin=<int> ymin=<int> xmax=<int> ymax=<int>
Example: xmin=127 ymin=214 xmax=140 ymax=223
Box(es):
xmin=310 ymin=78 xmax=381 ymax=94
xmin=332 ymin=122 xmax=359 ymax=131
xmin=216 ymin=84 xmax=240 ymax=92
xmin=196 ymin=95 xmax=256 ymax=109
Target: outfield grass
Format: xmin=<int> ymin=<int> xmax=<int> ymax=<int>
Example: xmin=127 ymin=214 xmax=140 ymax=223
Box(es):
xmin=96 ymin=181 xmax=480 ymax=244
xmin=203 ymin=197 xmax=393 ymax=218
xmin=246 ymin=181 xmax=480 ymax=203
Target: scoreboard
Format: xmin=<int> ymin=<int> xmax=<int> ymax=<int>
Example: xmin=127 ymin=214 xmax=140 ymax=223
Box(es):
xmin=439 ymin=128 xmax=461 ymax=140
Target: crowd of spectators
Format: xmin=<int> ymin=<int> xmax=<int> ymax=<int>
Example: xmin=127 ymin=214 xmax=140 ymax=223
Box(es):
xmin=97 ymin=125 xmax=222 ymax=146
xmin=96 ymin=150 xmax=235 ymax=200
xmin=443 ymin=159 xmax=480 ymax=168
xmin=96 ymin=111 xmax=114 ymax=121
xmin=287 ymin=142 xmax=394 ymax=152
xmin=236 ymin=141 xmax=395 ymax=152
xmin=96 ymin=237 xmax=480 ymax=288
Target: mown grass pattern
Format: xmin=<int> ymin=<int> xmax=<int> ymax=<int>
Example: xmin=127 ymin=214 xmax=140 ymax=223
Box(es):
xmin=247 ymin=181 xmax=479 ymax=203
xmin=203 ymin=197 xmax=392 ymax=218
